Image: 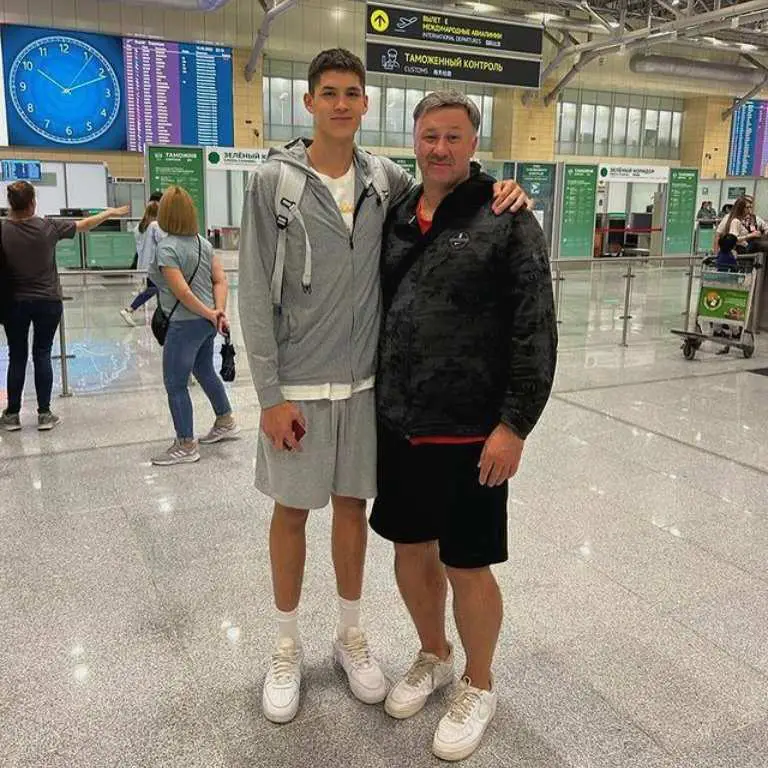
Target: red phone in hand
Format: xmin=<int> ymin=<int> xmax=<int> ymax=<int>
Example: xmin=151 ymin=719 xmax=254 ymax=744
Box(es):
xmin=292 ymin=420 xmax=306 ymax=442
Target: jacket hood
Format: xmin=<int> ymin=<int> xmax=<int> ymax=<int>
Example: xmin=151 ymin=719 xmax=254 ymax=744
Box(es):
xmin=267 ymin=138 xmax=380 ymax=186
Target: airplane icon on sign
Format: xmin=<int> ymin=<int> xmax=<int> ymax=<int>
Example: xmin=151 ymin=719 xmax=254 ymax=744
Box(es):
xmin=396 ymin=15 xmax=418 ymax=30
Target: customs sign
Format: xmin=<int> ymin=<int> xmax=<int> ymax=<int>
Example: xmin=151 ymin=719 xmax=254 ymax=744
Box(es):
xmin=365 ymin=41 xmax=540 ymax=88
xmin=366 ymin=3 xmax=542 ymax=55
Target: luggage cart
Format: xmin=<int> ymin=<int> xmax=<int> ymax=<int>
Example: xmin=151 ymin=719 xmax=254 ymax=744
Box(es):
xmin=671 ymin=255 xmax=760 ymax=361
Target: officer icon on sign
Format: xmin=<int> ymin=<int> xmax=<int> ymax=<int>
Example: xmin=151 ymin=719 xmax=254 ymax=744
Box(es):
xmin=382 ymin=48 xmax=400 ymax=71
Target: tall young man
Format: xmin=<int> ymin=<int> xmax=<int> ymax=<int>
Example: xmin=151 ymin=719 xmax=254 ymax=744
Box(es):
xmin=239 ymin=50 xmax=528 ymax=724
xmin=372 ymin=92 xmax=557 ymax=761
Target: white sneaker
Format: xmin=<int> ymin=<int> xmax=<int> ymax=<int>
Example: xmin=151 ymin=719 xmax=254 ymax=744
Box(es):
xmin=385 ymin=647 xmax=454 ymax=719
xmin=119 ymin=308 xmax=137 ymax=327
xmin=262 ymin=637 xmax=303 ymax=724
xmin=333 ymin=627 xmax=388 ymax=704
xmin=432 ymin=677 xmax=498 ymax=762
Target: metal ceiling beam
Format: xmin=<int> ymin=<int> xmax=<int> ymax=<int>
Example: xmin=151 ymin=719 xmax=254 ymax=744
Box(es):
xmin=722 ymin=74 xmax=768 ymax=119
xmin=540 ymin=0 xmax=768 ymax=82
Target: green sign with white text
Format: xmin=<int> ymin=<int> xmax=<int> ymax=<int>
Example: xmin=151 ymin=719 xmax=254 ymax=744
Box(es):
xmin=391 ymin=157 xmax=417 ymax=177
xmin=148 ymin=146 xmax=206 ymax=233
xmin=559 ymin=164 xmax=597 ymax=259
xmin=664 ymin=167 xmax=698 ymax=256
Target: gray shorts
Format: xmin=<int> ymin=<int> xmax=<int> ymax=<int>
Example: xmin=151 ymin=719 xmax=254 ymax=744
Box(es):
xmin=254 ymin=389 xmax=377 ymax=510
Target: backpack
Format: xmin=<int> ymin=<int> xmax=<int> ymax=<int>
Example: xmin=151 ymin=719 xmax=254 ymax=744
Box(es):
xmin=270 ymin=154 xmax=390 ymax=306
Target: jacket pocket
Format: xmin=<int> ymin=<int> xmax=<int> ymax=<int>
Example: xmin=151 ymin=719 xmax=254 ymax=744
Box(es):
xmin=273 ymin=308 xmax=292 ymax=345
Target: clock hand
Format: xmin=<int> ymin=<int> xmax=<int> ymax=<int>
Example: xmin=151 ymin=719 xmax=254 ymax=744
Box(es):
xmin=67 ymin=75 xmax=107 ymax=93
xmin=36 ymin=68 xmax=68 ymax=92
xmin=68 ymin=53 xmax=92 ymax=89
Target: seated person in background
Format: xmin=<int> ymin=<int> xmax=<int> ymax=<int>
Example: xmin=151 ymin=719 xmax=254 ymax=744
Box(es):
xmin=715 ymin=233 xmax=738 ymax=270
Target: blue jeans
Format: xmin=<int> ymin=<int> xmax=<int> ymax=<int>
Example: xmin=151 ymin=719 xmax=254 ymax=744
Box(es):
xmin=4 ymin=299 xmax=62 ymax=414
xmin=162 ymin=318 xmax=232 ymax=440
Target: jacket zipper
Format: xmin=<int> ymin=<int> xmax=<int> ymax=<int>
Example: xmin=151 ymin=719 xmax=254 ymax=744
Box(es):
xmin=348 ymin=187 xmax=369 ymax=378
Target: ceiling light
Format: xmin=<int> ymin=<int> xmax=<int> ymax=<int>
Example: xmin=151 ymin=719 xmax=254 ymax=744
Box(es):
xmin=704 ymin=36 xmax=724 ymax=45
xmin=671 ymin=0 xmax=680 ymax=5
xmin=740 ymin=42 xmax=758 ymax=51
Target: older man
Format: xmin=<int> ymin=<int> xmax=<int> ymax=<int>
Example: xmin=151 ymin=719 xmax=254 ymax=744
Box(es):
xmin=371 ymin=92 xmax=558 ymax=761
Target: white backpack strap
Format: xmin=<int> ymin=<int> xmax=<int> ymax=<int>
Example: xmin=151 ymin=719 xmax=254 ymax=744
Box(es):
xmin=272 ymin=163 xmax=308 ymax=306
xmin=367 ymin=154 xmax=390 ymax=207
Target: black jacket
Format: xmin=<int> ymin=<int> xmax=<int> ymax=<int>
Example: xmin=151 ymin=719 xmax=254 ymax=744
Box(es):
xmin=377 ymin=169 xmax=557 ymax=440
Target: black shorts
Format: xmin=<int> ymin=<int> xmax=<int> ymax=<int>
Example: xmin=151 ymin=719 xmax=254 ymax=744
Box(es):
xmin=370 ymin=426 xmax=508 ymax=569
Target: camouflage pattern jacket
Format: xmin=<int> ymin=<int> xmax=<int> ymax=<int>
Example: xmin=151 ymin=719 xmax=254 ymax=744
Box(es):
xmin=377 ymin=169 xmax=558 ymax=440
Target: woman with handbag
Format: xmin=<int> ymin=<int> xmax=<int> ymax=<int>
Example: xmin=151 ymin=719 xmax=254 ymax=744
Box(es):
xmin=0 ymin=181 xmax=129 ymax=431
xmin=149 ymin=186 xmax=239 ymax=466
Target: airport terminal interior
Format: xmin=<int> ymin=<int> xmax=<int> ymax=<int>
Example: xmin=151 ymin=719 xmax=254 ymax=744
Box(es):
xmin=3 ymin=0 xmax=768 ymax=766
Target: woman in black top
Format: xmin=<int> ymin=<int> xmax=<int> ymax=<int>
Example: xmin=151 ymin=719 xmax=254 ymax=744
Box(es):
xmin=0 ymin=181 xmax=128 ymax=431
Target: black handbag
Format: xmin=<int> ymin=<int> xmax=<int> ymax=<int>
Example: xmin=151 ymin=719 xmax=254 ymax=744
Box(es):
xmin=220 ymin=331 xmax=236 ymax=382
xmin=151 ymin=236 xmax=202 ymax=346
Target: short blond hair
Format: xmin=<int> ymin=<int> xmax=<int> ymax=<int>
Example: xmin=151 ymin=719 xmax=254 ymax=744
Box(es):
xmin=157 ymin=186 xmax=198 ymax=236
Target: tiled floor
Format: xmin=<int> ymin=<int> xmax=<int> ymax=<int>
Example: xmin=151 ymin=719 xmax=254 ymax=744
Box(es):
xmin=2 ymin=262 xmax=768 ymax=767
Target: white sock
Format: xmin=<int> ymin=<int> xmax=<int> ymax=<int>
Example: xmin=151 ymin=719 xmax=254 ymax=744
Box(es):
xmin=276 ymin=607 xmax=299 ymax=643
xmin=337 ymin=596 xmax=361 ymax=637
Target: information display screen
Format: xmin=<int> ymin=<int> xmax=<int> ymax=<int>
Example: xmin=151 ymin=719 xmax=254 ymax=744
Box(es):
xmin=1 ymin=158 xmax=41 ymax=180
xmin=727 ymin=100 xmax=768 ymax=177
xmin=0 ymin=24 xmax=234 ymax=152
xmin=0 ymin=24 xmax=127 ymax=150
xmin=124 ymin=38 xmax=233 ymax=151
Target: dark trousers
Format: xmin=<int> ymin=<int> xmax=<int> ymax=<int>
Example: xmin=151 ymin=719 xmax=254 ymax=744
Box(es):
xmin=130 ymin=279 xmax=158 ymax=311
xmin=3 ymin=299 xmax=63 ymax=414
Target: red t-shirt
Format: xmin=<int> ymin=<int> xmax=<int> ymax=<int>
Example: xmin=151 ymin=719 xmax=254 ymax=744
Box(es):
xmin=409 ymin=197 xmax=486 ymax=448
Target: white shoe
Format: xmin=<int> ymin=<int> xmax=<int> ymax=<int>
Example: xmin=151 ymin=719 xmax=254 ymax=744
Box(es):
xmin=119 ymin=308 xmax=137 ymax=327
xmin=385 ymin=647 xmax=454 ymax=719
xmin=262 ymin=637 xmax=303 ymax=724
xmin=432 ymin=677 xmax=498 ymax=762
xmin=333 ymin=627 xmax=388 ymax=704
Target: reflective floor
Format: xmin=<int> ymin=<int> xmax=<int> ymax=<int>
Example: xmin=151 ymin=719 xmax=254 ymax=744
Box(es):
xmin=2 ymin=261 xmax=768 ymax=767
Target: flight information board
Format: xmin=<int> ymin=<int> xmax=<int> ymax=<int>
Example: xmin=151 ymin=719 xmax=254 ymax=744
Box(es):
xmin=1 ymin=159 xmax=41 ymax=180
xmin=727 ymin=99 xmax=768 ymax=177
xmin=124 ymin=38 xmax=233 ymax=151
xmin=0 ymin=24 xmax=234 ymax=152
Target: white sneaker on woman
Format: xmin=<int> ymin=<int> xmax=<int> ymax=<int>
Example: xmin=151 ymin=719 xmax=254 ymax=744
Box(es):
xmin=119 ymin=308 xmax=136 ymax=327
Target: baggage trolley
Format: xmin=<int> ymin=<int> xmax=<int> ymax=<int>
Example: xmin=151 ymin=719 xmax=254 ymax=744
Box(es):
xmin=671 ymin=255 xmax=760 ymax=361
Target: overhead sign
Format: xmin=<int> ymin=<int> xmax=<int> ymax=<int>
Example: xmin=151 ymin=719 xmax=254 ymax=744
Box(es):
xmin=599 ymin=164 xmax=670 ymax=183
xmin=366 ymin=3 xmax=542 ymax=55
xmin=365 ymin=41 xmax=540 ymax=88
xmin=206 ymin=147 xmax=269 ymax=172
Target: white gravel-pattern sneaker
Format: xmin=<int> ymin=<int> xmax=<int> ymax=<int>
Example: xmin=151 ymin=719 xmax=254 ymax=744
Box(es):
xmin=333 ymin=627 xmax=388 ymax=704
xmin=385 ymin=647 xmax=454 ymax=719
xmin=262 ymin=637 xmax=303 ymax=724
xmin=432 ymin=676 xmax=497 ymax=762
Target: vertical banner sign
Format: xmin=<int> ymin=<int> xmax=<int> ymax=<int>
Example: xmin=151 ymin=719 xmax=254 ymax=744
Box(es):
xmin=559 ymin=165 xmax=598 ymax=259
xmin=502 ymin=161 xmax=516 ymax=179
xmin=147 ymin=145 xmax=206 ymax=233
xmin=516 ymin=162 xmax=556 ymax=244
xmin=664 ymin=167 xmax=699 ymax=256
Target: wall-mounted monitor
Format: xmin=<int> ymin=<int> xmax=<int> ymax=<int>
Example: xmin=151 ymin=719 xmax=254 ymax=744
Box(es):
xmin=1 ymin=158 xmax=41 ymax=180
xmin=0 ymin=24 xmax=127 ymax=149
xmin=727 ymin=100 xmax=768 ymax=177
xmin=0 ymin=23 xmax=234 ymax=152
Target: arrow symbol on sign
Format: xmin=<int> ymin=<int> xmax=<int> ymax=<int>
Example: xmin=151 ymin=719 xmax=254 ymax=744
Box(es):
xmin=372 ymin=12 xmax=387 ymax=28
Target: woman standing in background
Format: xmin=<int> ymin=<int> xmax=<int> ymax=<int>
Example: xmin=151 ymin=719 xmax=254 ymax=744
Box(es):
xmin=120 ymin=200 xmax=163 ymax=326
xmin=149 ymin=186 xmax=239 ymax=465
xmin=0 ymin=181 xmax=128 ymax=431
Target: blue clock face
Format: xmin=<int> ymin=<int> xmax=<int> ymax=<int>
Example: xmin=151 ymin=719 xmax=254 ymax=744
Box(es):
xmin=8 ymin=35 xmax=121 ymax=145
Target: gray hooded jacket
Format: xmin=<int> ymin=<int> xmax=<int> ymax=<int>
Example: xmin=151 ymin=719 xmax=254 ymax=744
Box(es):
xmin=238 ymin=139 xmax=413 ymax=409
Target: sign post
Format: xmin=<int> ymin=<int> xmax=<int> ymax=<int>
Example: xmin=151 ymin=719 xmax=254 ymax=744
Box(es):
xmin=516 ymin=162 xmax=556 ymax=244
xmin=559 ymin=165 xmax=598 ymax=260
xmin=664 ymin=167 xmax=699 ymax=257
xmin=147 ymin=145 xmax=206 ymax=234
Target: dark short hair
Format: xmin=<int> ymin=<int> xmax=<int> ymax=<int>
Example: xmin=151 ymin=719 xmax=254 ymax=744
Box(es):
xmin=149 ymin=190 xmax=163 ymax=202
xmin=720 ymin=233 xmax=738 ymax=251
xmin=307 ymin=48 xmax=365 ymax=94
xmin=7 ymin=180 xmax=35 ymax=212
xmin=413 ymin=91 xmax=481 ymax=133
